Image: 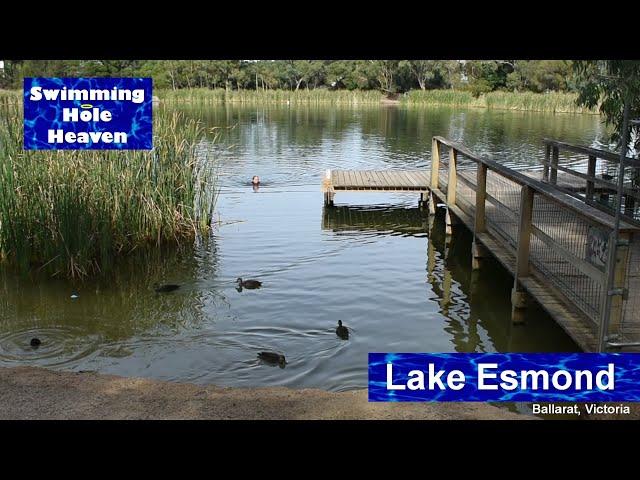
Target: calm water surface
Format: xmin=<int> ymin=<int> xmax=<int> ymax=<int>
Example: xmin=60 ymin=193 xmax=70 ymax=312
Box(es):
xmin=1 ymin=104 xmax=605 ymax=394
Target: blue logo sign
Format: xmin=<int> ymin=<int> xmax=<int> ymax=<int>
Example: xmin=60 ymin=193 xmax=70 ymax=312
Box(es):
xmin=24 ymin=77 xmax=153 ymax=150
xmin=369 ymin=353 xmax=640 ymax=402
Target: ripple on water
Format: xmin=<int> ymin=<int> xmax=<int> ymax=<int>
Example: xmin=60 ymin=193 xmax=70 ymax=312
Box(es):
xmin=0 ymin=326 xmax=101 ymax=368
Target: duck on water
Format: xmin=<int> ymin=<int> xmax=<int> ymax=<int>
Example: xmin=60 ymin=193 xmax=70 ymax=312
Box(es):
xmin=336 ymin=320 xmax=349 ymax=340
xmin=258 ymin=352 xmax=286 ymax=368
xmin=237 ymin=278 xmax=262 ymax=291
xmin=153 ymin=283 xmax=181 ymax=293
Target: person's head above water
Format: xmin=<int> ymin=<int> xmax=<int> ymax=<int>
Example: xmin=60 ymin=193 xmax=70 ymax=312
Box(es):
xmin=252 ymin=175 xmax=260 ymax=185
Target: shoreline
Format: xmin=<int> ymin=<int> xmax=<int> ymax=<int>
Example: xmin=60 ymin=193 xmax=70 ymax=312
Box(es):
xmin=0 ymin=366 xmax=532 ymax=420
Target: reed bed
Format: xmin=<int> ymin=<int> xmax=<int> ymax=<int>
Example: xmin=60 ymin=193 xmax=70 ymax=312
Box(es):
xmin=160 ymin=88 xmax=385 ymax=105
xmin=403 ymin=89 xmax=482 ymax=107
xmin=0 ymin=98 xmax=218 ymax=279
xmin=158 ymin=88 xmax=595 ymax=114
xmin=404 ymin=90 xmax=594 ymax=113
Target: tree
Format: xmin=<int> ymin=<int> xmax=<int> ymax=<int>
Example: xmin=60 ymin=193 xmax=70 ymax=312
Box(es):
xmin=325 ymin=61 xmax=350 ymax=89
xmin=573 ymin=60 xmax=640 ymax=152
xmin=507 ymin=60 xmax=572 ymax=93
xmin=0 ymin=58 xmax=599 ymax=97
xmin=464 ymin=60 xmax=513 ymax=95
xmin=406 ymin=60 xmax=444 ymax=90
xmin=442 ymin=60 xmax=464 ymax=89
xmin=369 ymin=60 xmax=399 ymax=94
xmin=290 ymin=61 xmax=325 ymax=90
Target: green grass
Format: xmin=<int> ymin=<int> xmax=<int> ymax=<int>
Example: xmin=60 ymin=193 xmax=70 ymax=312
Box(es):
xmin=5 ymin=87 xmax=596 ymax=113
xmin=403 ymin=89 xmax=482 ymax=107
xmin=160 ymin=88 xmax=385 ymax=105
xmin=158 ymin=88 xmax=595 ymax=113
xmin=0 ymin=89 xmax=21 ymax=104
xmin=0 ymin=97 xmax=218 ymax=279
xmin=404 ymin=90 xmax=593 ymax=113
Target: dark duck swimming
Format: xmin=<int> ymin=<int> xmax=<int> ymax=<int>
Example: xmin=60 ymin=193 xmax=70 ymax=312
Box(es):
xmin=257 ymin=352 xmax=286 ymax=367
xmin=153 ymin=283 xmax=181 ymax=293
xmin=237 ymin=278 xmax=262 ymax=291
xmin=336 ymin=320 xmax=349 ymax=340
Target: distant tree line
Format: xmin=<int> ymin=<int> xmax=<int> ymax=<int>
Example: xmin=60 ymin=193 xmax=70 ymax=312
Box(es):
xmin=0 ymin=60 xmax=576 ymax=95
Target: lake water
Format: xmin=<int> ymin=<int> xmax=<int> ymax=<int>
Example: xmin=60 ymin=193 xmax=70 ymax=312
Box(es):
xmin=0 ymin=104 xmax=605 ymax=395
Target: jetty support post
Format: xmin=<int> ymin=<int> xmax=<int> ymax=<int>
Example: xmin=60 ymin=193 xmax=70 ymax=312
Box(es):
xmin=472 ymin=163 xmax=489 ymax=270
xmin=323 ymin=169 xmax=334 ymax=206
xmin=511 ymin=185 xmax=534 ymax=324
xmin=419 ymin=191 xmax=430 ymax=210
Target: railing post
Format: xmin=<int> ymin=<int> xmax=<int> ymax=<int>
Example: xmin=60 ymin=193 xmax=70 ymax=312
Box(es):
xmin=471 ymin=162 xmax=488 ymax=270
xmin=430 ymin=138 xmax=440 ymax=190
xmin=447 ymin=148 xmax=457 ymax=205
xmin=511 ymin=185 xmax=535 ymax=323
xmin=550 ymin=146 xmax=559 ymax=185
xmin=543 ymin=143 xmax=551 ymax=181
xmin=445 ymin=148 xmax=458 ymax=235
xmin=586 ymin=155 xmax=596 ymax=201
xmin=474 ymin=163 xmax=487 ymax=234
xmin=600 ymin=232 xmax=631 ymax=344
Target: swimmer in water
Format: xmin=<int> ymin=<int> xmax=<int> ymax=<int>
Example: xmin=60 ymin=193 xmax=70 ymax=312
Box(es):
xmin=252 ymin=175 xmax=260 ymax=185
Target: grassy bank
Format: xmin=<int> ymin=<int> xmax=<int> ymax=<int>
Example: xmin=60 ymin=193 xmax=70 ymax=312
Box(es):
xmin=0 ymin=96 xmax=218 ymax=279
xmin=158 ymin=88 xmax=595 ymax=114
xmin=160 ymin=88 xmax=385 ymax=105
xmin=403 ymin=90 xmax=592 ymax=113
xmin=2 ymin=88 xmax=596 ymax=113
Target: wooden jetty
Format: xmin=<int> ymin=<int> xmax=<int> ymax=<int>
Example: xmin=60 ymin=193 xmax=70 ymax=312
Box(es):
xmin=322 ymin=137 xmax=640 ymax=352
xmin=322 ymin=170 xmax=429 ymax=206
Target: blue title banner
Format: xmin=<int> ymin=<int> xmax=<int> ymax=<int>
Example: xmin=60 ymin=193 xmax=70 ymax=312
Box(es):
xmin=24 ymin=77 xmax=153 ymax=150
xmin=369 ymin=353 xmax=640 ymax=402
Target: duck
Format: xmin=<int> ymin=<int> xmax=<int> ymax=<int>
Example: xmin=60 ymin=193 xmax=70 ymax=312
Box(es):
xmin=237 ymin=278 xmax=262 ymax=289
xmin=257 ymin=351 xmax=286 ymax=367
xmin=336 ymin=320 xmax=349 ymax=340
xmin=153 ymin=283 xmax=181 ymax=293
xmin=70 ymin=291 xmax=79 ymax=299
xmin=30 ymin=338 xmax=42 ymax=348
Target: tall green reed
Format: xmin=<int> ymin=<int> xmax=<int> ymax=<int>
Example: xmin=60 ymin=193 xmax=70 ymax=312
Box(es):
xmin=0 ymin=99 xmax=218 ymax=279
xmin=404 ymin=90 xmax=594 ymax=113
xmin=160 ymin=88 xmax=385 ymax=105
xmin=156 ymin=87 xmax=595 ymax=114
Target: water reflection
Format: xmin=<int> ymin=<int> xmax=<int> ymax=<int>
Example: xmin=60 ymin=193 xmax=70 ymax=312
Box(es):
xmin=322 ymin=204 xmax=428 ymax=236
xmin=179 ymin=103 xmax=604 ymax=174
xmin=323 ymin=203 xmax=579 ymax=354
xmin=0 ymin=237 xmax=222 ymax=368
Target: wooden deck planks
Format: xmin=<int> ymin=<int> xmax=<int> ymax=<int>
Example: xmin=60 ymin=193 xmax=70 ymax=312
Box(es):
xmin=380 ymin=170 xmax=395 ymax=188
xmin=328 ymin=170 xmax=430 ymax=191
